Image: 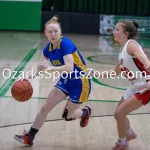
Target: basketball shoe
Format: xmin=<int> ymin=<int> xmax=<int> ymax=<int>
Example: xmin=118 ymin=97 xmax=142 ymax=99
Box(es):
xmin=126 ymin=129 xmax=137 ymax=142
xmin=112 ymin=141 xmax=129 ymax=150
xmin=80 ymin=106 xmax=91 ymax=127
xmin=14 ymin=130 xmax=34 ymax=146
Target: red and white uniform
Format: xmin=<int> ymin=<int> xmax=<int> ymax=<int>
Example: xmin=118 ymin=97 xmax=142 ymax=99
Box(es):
xmin=119 ymin=39 xmax=150 ymax=105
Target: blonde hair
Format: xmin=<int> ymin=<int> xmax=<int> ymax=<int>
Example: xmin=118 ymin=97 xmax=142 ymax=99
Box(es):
xmin=45 ymin=15 xmax=61 ymax=29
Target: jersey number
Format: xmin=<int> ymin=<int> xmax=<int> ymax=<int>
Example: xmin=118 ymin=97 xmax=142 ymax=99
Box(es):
xmin=121 ymin=67 xmax=133 ymax=78
xmin=52 ymin=60 xmax=61 ymax=65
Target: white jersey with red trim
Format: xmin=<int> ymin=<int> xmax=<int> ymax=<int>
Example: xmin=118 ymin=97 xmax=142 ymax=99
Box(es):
xmin=118 ymin=39 xmax=150 ymax=80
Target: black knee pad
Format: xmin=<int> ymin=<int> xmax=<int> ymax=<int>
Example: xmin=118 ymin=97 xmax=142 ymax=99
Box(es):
xmin=62 ymin=109 xmax=75 ymax=121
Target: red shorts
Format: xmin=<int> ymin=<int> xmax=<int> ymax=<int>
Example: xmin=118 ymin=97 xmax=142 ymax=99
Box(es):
xmin=135 ymin=91 xmax=150 ymax=105
xmin=134 ymin=80 xmax=150 ymax=105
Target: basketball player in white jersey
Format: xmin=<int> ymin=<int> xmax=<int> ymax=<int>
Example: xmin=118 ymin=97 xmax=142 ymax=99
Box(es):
xmin=92 ymin=20 xmax=150 ymax=150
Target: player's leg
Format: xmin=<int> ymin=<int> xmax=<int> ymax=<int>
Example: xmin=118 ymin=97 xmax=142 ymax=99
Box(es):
xmin=117 ymin=87 xmax=137 ymax=141
xmin=116 ymin=98 xmax=130 ymax=130
xmin=112 ymin=95 xmax=143 ymax=150
xmin=62 ymin=100 xmax=81 ymax=120
xmin=62 ymin=100 xmax=91 ymax=125
xmin=116 ymin=98 xmax=137 ymax=142
xmin=62 ymin=77 xmax=91 ymax=127
xmin=32 ymin=87 xmax=67 ymax=129
xmin=14 ymin=87 xmax=68 ymax=146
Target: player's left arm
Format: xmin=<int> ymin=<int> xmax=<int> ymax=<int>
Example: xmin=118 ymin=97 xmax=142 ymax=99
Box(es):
xmin=40 ymin=54 xmax=74 ymax=73
xmin=50 ymin=54 xmax=73 ymax=72
xmin=127 ymin=41 xmax=150 ymax=71
xmin=41 ymin=40 xmax=74 ymax=73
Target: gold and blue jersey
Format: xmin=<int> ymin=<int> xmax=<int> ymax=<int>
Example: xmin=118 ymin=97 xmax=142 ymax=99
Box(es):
xmin=43 ymin=36 xmax=87 ymax=78
xmin=43 ymin=36 xmax=91 ymax=103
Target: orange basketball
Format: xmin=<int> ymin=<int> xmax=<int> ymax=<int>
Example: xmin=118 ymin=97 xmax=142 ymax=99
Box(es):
xmin=11 ymin=79 xmax=33 ymax=102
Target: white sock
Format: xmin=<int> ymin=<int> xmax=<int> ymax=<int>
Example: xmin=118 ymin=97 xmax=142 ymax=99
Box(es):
xmin=126 ymin=128 xmax=132 ymax=135
xmin=117 ymin=138 xmax=126 ymax=145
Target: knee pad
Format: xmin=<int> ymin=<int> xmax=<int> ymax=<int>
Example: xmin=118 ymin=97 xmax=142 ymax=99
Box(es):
xmin=62 ymin=109 xmax=75 ymax=121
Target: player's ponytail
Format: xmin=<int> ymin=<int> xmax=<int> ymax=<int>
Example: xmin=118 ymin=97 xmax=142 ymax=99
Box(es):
xmin=45 ymin=15 xmax=61 ymax=29
xmin=133 ymin=21 xmax=139 ymax=29
xmin=50 ymin=16 xmax=59 ymax=22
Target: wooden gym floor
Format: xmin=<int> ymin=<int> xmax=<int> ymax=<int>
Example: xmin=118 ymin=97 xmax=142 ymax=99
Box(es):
xmin=0 ymin=31 xmax=150 ymax=150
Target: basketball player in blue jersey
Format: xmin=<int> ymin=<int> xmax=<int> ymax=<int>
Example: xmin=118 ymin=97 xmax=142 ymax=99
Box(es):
xmin=14 ymin=16 xmax=91 ymax=146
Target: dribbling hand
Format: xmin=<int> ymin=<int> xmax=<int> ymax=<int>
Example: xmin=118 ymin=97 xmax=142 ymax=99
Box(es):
xmin=40 ymin=59 xmax=51 ymax=70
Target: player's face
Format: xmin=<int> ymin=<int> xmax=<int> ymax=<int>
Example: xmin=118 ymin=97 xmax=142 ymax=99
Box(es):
xmin=113 ymin=23 xmax=127 ymax=44
xmin=45 ymin=23 xmax=61 ymax=44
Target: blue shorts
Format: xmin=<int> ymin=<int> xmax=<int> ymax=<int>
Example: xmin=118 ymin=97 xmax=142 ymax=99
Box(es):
xmin=55 ymin=76 xmax=91 ymax=103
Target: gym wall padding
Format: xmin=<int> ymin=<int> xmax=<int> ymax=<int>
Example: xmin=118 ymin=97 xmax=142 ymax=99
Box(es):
xmin=42 ymin=11 xmax=99 ymax=34
xmin=0 ymin=0 xmax=42 ymax=31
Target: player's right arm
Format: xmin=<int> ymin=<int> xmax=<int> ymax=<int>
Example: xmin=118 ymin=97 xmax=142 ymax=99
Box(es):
xmin=27 ymin=54 xmax=49 ymax=79
xmin=28 ymin=44 xmax=50 ymax=79
xmin=37 ymin=54 xmax=49 ymax=72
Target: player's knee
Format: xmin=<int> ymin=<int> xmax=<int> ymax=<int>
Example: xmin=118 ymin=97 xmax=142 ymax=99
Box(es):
xmin=62 ymin=109 xmax=75 ymax=121
xmin=114 ymin=109 xmax=124 ymax=120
